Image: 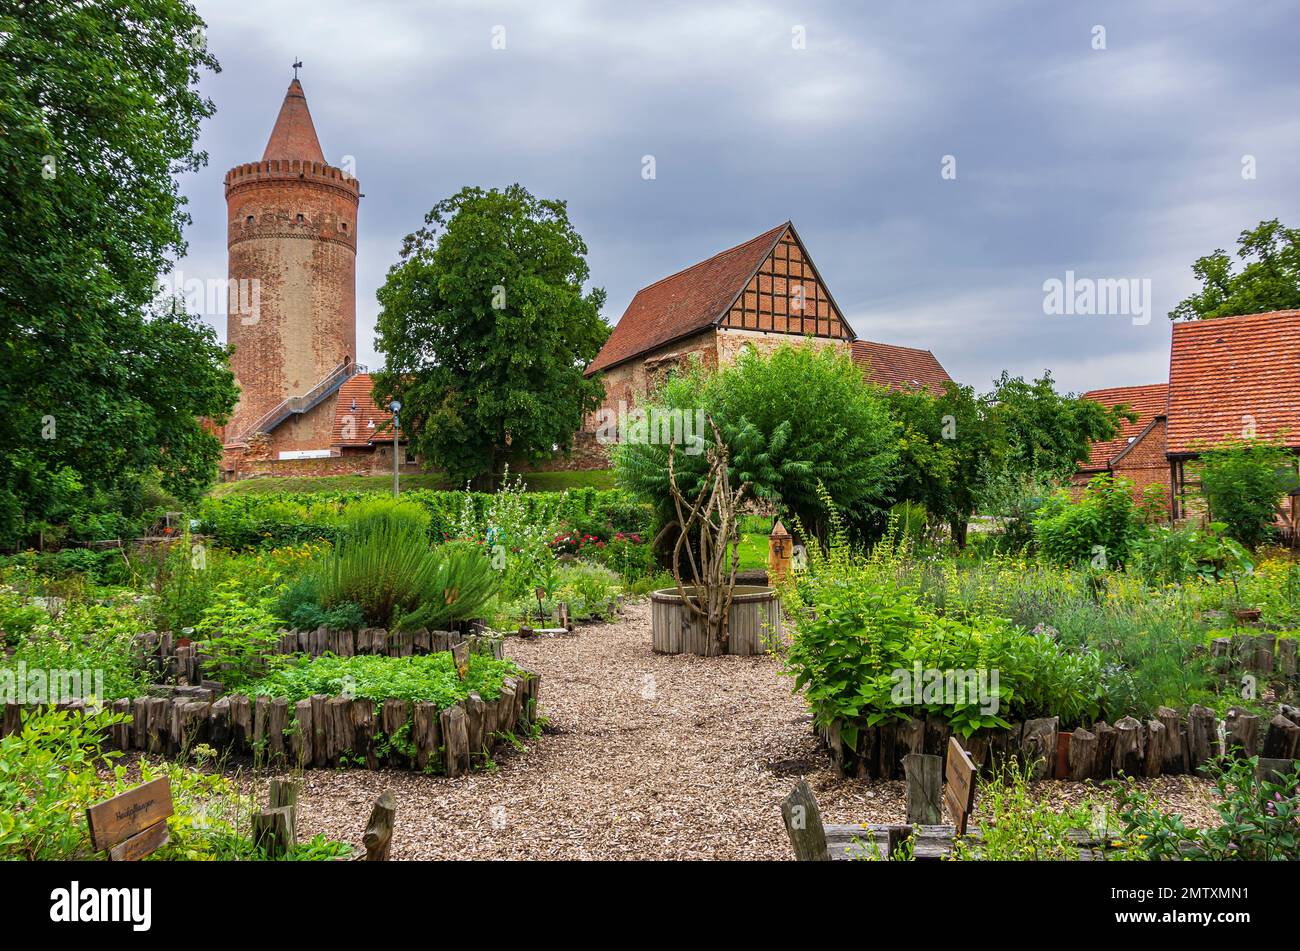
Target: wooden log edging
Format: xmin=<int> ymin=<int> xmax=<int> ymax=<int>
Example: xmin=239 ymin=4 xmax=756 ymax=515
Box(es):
xmin=0 ymin=671 xmax=541 ymax=775
xmin=818 ymin=703 xmax=1300 ymax=781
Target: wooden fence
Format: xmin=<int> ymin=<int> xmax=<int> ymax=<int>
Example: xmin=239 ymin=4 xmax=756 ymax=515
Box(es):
xmin=821 ymin=702 xmax=1300 ymax=782
xmin=1 ymin=672 xmax=541 ymax=777
xmin=1210 ymin=632 xmax=1299 ymax=677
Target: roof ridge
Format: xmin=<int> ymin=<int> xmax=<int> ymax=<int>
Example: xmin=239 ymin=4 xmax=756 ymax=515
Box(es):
xmin=855 ymin=339 xmax=937 ymax=357
xmin=632 ymin=221 xmax=789 ymax=295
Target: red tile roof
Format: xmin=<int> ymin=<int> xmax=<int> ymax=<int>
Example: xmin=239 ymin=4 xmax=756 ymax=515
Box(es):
xmin=586 ymin=223 xmax=791 ymax=375
xmin=1080 ymin=383 xmax=1168 ymax=470
xmin=332 ymin=374 xmax=401 ymax=447
xmin=851 ymin=340 xmax=952 ymax=395
xmin=1166 ymin=310 xmax=1300 ymax=456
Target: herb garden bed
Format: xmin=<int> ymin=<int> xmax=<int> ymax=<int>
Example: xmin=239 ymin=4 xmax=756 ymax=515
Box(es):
xmin=2 ymin=666 xmax=541 ymax=776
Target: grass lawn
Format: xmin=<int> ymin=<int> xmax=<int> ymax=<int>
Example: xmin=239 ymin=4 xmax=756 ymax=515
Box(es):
xmin=209 ymin=469 xmax=616 ymax=497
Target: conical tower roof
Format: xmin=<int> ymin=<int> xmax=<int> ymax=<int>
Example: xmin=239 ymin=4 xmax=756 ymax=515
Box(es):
xmin=262 ymin=78 xmax=326 ymax=163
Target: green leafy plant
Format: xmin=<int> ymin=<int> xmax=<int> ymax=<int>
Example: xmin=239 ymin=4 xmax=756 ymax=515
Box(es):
xmin=1032 ymin=474 xmax=1146 ymax=568
xmin=1112 ymin=756 xmax=1300 ymax=860
xmin=194 ymin=582 xmax=290 ymax=692
xmin=1195 ymin=436 xmax=1295 ymax=549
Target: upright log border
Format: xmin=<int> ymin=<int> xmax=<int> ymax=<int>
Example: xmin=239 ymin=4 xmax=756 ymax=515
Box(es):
xmin=819 ymin=702 xmax=1300 ymax=781
xmin=1 ymin=671 xmax=541 ymax=776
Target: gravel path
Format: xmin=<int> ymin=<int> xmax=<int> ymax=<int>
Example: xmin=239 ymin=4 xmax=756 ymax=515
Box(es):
xmin=253 ymin=601 xmax=1221 ymax=860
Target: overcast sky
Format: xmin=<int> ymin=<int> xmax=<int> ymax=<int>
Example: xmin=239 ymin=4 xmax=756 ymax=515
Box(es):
xmin=174 ymin=0 xmax=1300 ymax=395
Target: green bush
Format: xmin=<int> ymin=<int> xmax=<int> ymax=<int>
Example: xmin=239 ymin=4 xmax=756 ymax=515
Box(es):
xmin=781 ymin=507 xmax=1104 ymax=739
xmin=1032 ymin=474 xmax=1146 ymax=567
xmin=195 ymin=487 xmax=651 ymax=551
xmin=1130 ymin=521 xmax=1253 ymax=587
xmin=1 ymin=600 xmax=151 ymax=701
xmin=1196 ymin=436 xmax=1295 ymax=549
xmin=194 ymin=581 xmax=292 ymax=692
xmin=314 ymin=531 xmax=498 ymax=630
xmin=614 ymin=342 xmax=898 ymax=544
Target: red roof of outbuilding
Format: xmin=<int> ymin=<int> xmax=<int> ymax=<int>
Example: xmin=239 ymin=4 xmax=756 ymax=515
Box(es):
xmin=586 ymin=223 xmax=791 ymax=374
xmin=1166 ymin=310 xmax=1300 ymax=456
xmin=332 ymin=374 xmax=400 ymax=447
xmin=1080 ymin=383 xmax=1169 ymax=470
xmin=851 ymin=340 xmax=952 ymax=395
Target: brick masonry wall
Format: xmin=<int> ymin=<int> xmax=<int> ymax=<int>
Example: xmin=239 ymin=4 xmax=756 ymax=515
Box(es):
xmin=224 ymin=160 xmax=359 ymax=446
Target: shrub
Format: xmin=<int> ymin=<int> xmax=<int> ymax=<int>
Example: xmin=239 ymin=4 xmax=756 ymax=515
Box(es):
xmin=780 ymin=507 xmax=1104 ymax=738
xmin=614 ymin=342 xmax=898 ymax=544
xmin=1 ymin=600 xmax=151 ymax=702
xmin=1130 ymin=521 xmax=1253 ymax=587
xmin=1032 ymin=474 xmax=1146 ymax=567
xmin=314 ymin=530 xmax=498 ymax=630
xmin=249 ymin=651 xmax=521 ymax=708
xmin=192 ymin=581 xmax=292 ymax=691
xmin=1196 ymin=436 xmax=1295 ymax=549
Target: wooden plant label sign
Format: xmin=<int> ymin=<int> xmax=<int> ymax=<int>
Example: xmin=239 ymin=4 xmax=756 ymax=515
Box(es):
xmin=943 ymin=737 xmax=977 ymax=837
xmin=451 ymin=641 xmax=470 ymax=680
xmin=86 ymin=776 xmax=174 ymax=856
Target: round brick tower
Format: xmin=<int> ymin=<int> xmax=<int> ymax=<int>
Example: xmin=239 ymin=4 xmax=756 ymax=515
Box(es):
xmin=224 ymin=77 xmax=361 ymax=449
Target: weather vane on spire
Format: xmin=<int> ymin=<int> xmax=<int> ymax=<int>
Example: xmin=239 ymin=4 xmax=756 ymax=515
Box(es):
xmin=292 ymin=59 xmax=303 ymax=80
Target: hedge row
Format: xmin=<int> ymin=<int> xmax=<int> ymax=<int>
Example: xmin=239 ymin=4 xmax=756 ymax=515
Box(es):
xmin=194 ymin=487 xmax=654 ymax=551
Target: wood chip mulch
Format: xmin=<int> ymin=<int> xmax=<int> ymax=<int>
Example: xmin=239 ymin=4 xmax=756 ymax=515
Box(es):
xmin=238 ymin=600 xmax=1223 ymax=859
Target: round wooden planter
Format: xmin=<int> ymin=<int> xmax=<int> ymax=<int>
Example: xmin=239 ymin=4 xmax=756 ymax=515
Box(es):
xmin=650 ymin=585 xmax=782 ymax=656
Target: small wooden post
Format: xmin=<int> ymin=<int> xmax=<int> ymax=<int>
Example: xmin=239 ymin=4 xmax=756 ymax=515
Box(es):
xmin=252 ymin=806 xmax=295 ymax=859
xmin=781 ymin=779 xmax=829 ymax=861
xmin=362 ymin=791 xmax=396 ymax=861
xmin=904 ymin=753 xmax=943 ymax=825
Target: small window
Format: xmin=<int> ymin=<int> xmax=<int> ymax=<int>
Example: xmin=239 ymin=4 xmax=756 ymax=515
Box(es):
xmin=296 ymin=213 xmax=305 ymax=223
xmin=245 ymin=215 xmax=254 ymax=225
xmin=341 ymin=222 xmax=349 ymax=232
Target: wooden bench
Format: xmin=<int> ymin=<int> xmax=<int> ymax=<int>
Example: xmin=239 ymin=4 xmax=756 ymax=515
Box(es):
xmin=86 ymin=777 xmax=174 ymax=861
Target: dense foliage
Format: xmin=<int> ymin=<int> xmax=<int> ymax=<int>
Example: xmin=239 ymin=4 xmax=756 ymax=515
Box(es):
xmin=1170 ymin=219 xmax=1300 ymax=321
xmin=0 ymin=708 xmax=350 ymax=860
xmin=883 ymin=371 xmax=1127 ymax=545
xmin=373 ymin=184 xmax=610 ymax=485
xmin=1032 ymin=474 xmax=1156 ymax=568
xmin=0 ymin=2 xmax=238 ymax=548
xmin=1195 ymin=436 xmax=1295 ymax=549
xmin=1115 ymin=756 xmax=1300 ymax=860
xmin=249 ymin=652 xmax=521 ymax=709
xmin=615 ymin=343 xmax=899 ymax=543
xmin=195 ymin=486 xmax=651 ymax=551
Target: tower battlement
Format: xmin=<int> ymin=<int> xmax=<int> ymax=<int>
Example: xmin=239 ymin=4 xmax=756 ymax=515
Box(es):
xmin=223 ymin=159 xmax=361 ymax=197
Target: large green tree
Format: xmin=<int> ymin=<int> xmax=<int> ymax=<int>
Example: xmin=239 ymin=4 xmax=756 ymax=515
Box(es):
xmin=615 ymin=343 xmax=899 ymax=544
xmin=884 ymin=372 xmax=1128 ymax=545
xmin=373 ymin=184 xmax=609 ymax=486
xmin=1170 ymin=219 xmax=1300 ymax=320
xmin=0 ymin=2 xmax=236 ymax=547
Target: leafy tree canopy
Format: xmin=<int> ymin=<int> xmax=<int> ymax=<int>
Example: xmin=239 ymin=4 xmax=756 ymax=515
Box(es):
xmin=614 ymin=343 xmax=898 ymax=543
xmin=884 ymin=372 xmax=1129 ymax=544
xmin=0 ymin=2 xmax=236 ymax=547
xmin=1170 ymin=219 xmax=1300 ymax=321
xmin=373 ymin=184 xmax=610 ymax=487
